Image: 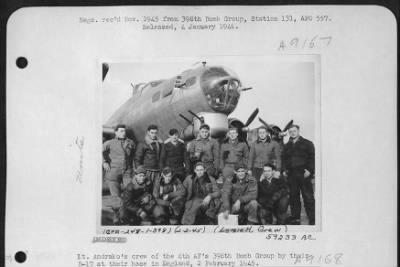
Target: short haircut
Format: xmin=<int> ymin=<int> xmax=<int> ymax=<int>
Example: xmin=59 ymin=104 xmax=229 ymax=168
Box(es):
xmin=169 ymin=128 xmax=179 ymax=136
xmin=162 ymin=167 xmax=173 ymax=175
xmin=228 ymin=127 xmax=238 ymax=133
xmin=288 ymin=124 xmax=300 ymax=130
xmin=263 ymin=163 xmax=276 ymax=170
xmin=257 ymin=126 xmax=268 ymax=132
xmin=194 ymin=162 xmax=205 ymax=169
xmin=114 ymin=124 xmax=126 ymax=131
xmin=147 ymin=124 xmax=158 ymax=131
xmin=199 ymin=124 xmax=210 ymax=130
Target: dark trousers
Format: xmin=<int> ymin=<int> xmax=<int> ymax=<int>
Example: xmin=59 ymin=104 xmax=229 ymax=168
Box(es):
xmin=105 ymin=167 xmax=132 ymax=216
xmin=259 ymin=195 xmax=289 ymax=225
xmin=145 ymin=170 xmax=160 ymax=183
xmin=181 ymin=198 xmax=220 ymax=225
xmin=287 ymin=171 xmax=315 ymax=224
xmin=220 ymin=200 xmax=259 ymax=225
xmin=171 ymin=166 xmax=186 ymax=182
xmin=120 ymin=201 xmax=155 ymax=225
xmin=152 ymin=197 xmax=185 ymax=225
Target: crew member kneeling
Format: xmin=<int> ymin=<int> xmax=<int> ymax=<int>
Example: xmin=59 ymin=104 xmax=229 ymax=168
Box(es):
xmin=258 ymin=164 xmax=289 ymax=225
xmin=221 ymin=164 xmax=259 ymax=225
xmin=152 ymin=167 xmax=186 ymax=225
xmin=181 ymin=162 xmax=221 ymax=225
xmin=120 ymin=166 xmax=155 ymax=225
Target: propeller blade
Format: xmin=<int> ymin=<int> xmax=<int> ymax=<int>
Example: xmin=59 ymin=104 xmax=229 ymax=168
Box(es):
xmin=102 ymin=63 xmax=109 ymax=81
xmin=244 ymin=108 xmax=259 ymax=127
xmin=258 ymin=117 xmax=270 ymax=130
xmin=179 ymin=114 xmax=191 ymax=124
xmin=282 ymin=120 xmax=294 ymax=132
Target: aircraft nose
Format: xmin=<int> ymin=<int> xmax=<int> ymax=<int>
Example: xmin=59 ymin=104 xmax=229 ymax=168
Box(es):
xmin=204 ymin=77 xmax=241 ymax=114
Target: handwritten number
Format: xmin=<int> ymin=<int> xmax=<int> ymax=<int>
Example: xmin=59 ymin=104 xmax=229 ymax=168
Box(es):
xmin=310 ymin=35 xmax=318 ymax=48
xmin=334 ymin=253 xmax=343 ymax=265
xmin=320 ymin=36 xmax=332 ymax=45
xmin=290 ymin=38 xmax=299 ymax=48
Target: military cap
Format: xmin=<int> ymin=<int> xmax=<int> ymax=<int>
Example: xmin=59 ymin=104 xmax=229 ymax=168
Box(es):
xmin=135 ymin=165 xmax=147 ymax=174
xmin=235 ymin=163 xmax=248 ymax=171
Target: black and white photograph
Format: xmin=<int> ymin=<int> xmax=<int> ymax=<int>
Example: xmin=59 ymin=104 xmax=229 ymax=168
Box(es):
xmin=100 ymin=57 xmax=320 ymax=227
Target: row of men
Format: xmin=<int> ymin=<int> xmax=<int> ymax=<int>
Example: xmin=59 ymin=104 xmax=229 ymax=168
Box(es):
xmin=103 ymin=123 xmax=315 ymax=225
xmin=119 ymin=163 xmax=287 ymax=225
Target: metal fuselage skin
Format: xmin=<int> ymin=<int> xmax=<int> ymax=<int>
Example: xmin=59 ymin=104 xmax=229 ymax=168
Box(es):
xmin=104 ymin=65 xmax=242 ymax=142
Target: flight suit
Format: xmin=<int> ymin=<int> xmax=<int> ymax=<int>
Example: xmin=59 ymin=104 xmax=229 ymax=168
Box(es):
xmin=103 ymin=137 xmax=135 ymax=222
xmin=258 ymin=176 xmax=289 ymax=225
xmin=221 ymin=175 xmax=259 ymax=224
xmin=219 ymin=139 xmax=249 ymax=180
xmin=188 ymin=137 xmax=220 ymax=177
xmin=181 ymin=174 xmax=221 ymax=225
xmin=120 ymin=178 xmax=156 ymax=225
xmin=152 ymin=175 xmax=186 ymax=225
xmin=248 ymin=139 xmax=281 ymax=181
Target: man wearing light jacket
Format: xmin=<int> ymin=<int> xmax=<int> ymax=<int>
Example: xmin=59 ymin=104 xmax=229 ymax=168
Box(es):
xmin=220 ymin=164 xmax=258 ymax=225
xmin=248 ymin=126 xmax=281 ymax=181
xmin=103 ymin=124 xmax=135 ymax=224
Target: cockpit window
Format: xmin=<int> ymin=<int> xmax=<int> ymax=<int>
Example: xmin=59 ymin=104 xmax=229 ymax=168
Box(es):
xmin=201 ymin=67 xmax=241 ymax=114
xmin=185 ymin=76 xmax=196 ymax=87
xmin=150 ymin=80 xmax=164 ymax=87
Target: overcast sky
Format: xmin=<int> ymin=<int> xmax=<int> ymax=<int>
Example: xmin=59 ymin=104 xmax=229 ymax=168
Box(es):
xmin=102 ymin=56 xmax=319 ymax=141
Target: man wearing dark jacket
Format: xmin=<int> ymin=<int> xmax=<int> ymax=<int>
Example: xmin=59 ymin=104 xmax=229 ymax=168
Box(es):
xmin=135 ymin=124 xmax=162 ymax=183
xmin=103 ymin=124 xmax=135 ymax=224
xmin=248 ymin=126 xmax=282 ymax=181
xmin=152 ymin=167 xmax=186 ymax=225
xmin=120 ymin=166 xmax=156 ymax=225
xmin=181 ymin=162 xmax=221 ymax=225
xmin=258 ymin=164 xmax=289 ymax=225
xmin=221 ymin=164 xmax=258 ymax=225
xmin=160 ymin=129 xmax=188 ymax=181
xmin=282 ymin=125 xmax=315 ymax=225
xmin=219 ymin=128 xmax=249 ymax=181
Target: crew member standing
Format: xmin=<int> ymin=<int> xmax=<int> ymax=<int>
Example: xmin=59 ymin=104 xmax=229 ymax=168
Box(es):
xmin=160 ymin=128 xmax=188 ymax=181
xmin=282 ymin=124 xmax=315 ymax=225
xmin=135 ymin=124 xmax=163 ymax=183
xmin=103 ymin=124 xmax=135 ymax=224
xmin=188 ymin=124 xmax=219 ymax=177
xmin=248 ymin=126 xmax=281 ymax=181
xmin=219 ymin=127 xmax=249 ymax=181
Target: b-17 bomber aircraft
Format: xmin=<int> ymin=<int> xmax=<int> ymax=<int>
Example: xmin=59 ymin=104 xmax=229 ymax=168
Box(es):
xmin=102 ymin=62 xmax=259 ymax=143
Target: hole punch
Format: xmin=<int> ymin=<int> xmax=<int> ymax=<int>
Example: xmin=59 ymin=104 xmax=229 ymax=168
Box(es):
xmin=16 ymin=57 xmax=28 ymax=69
xmin=15 ymin=251 xmax=27 ymax=263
